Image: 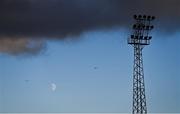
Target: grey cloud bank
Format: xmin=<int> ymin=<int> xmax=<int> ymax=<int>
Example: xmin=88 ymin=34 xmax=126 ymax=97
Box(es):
xmin=0 ymin=0 xmax=179 ymax=55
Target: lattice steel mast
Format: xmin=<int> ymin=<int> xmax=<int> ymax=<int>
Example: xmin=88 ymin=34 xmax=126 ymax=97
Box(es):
xmin=128 ymin=15 xmax=155 ymax=114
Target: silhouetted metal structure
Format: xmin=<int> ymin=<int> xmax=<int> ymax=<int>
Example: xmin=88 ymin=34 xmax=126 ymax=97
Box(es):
xmin=128 ymin=15 xmax=155 ymax=114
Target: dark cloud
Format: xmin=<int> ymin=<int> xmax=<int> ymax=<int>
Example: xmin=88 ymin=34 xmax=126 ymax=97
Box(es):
xmin=0 ymin=0 xmax=179 ymax=55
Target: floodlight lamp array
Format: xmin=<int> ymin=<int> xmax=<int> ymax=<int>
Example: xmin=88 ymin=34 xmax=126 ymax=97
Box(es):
xmin=133 ymin=24 xmax=154 ymax=30
xmin=128 ymin=14 xmax=155 ymax=45
xmin=133 ymin=15 xmax=155 ymax=21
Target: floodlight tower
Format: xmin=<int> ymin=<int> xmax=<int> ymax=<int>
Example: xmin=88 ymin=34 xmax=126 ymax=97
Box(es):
xmin=128 ymin=15 xmax=155 ymax=114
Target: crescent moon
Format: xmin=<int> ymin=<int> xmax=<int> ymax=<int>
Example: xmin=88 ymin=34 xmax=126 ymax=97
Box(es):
xmin=51 ymin=83 xmax=56 ymax=91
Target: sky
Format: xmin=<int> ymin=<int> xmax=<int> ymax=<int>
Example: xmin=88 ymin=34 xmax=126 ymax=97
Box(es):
xmin=0 ymin=0 xmax=179 ymax=113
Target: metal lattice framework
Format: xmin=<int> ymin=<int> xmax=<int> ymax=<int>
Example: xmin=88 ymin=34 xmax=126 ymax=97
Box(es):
xmin=128 ymin=15 xmax=155 ymax=114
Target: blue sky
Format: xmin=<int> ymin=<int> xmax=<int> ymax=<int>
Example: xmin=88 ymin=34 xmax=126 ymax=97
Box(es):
xmin=0 ymin=28 xmax=179 ymax=113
